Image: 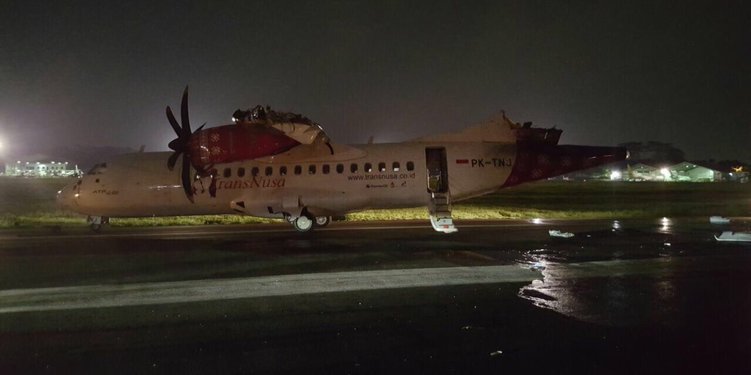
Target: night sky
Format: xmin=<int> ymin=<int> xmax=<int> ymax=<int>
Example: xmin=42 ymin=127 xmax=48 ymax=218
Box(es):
xmin=1 ymin=0 xmax=749 ymax=161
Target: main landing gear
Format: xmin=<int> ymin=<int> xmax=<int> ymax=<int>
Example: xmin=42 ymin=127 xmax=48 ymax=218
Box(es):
xmin=287 ymin=214 xmax=331 ymax=232
xmin=87 ymin=216 xmax=109 ymax=232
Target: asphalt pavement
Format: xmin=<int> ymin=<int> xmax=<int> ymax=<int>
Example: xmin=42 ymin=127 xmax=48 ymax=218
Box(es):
xmin=1 ymin=219 xmax=750 ymax=374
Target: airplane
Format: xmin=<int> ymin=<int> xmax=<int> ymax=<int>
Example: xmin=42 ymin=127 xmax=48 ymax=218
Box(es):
xmin=56 ymin=88 xmax=627 ymax=233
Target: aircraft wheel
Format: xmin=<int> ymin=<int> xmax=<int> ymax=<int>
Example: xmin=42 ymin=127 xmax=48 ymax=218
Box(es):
xmin=87 ymin=216 xmax=108 ymax=233
xmin=314 ymin=216 xmax=331 ymax=227
xmin=293 ymin=216 xmax=314 ymax=232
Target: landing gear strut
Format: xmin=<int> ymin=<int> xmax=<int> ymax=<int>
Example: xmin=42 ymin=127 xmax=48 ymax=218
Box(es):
xmin=87 ymin=216 xmax=109 ymax=232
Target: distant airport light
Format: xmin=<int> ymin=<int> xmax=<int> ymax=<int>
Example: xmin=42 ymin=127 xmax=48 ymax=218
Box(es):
xmin=659 ymin=217 xmax=672 ymax=233
xmin=660 ymin=167 xmax=670 ymax=179
xmin=610 ymin=170 xmax=622 ymax=180
xmin=531 ymin=218 xmax=543 ymax=225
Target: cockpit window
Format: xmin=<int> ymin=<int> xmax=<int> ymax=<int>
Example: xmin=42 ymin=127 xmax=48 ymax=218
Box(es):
xmin=86 ymin=163 xmax=107 ymax=175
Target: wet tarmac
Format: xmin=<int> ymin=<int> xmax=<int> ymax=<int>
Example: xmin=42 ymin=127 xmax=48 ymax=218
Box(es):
xmin=0 ymin=219 xmax=750 ymax=374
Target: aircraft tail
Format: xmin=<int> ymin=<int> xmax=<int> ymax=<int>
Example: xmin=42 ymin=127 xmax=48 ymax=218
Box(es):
xmin=502 ymin=144 xmax=628 ymax=187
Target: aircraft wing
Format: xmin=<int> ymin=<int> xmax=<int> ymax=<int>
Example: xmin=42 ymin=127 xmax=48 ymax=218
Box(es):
xmin=255 ymin=142 xmax=366 ymax=163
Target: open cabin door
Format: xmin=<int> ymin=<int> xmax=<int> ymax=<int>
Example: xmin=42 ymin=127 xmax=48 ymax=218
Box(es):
xmin=424 ymin=147 xmax=457 ymax=233
xmin=425 ymin=147 xmax=448 ymax=193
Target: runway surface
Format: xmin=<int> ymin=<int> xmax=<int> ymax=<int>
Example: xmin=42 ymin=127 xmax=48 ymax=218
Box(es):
xmin=1 ymin=219 xmax=750 ymax=373
xmin=0 ymin=265 xmax=537 ymax=313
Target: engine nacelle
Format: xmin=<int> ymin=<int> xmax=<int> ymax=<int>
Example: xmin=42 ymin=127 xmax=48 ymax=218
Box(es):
xmin=188 ymin=125 xmax=300 ymax=169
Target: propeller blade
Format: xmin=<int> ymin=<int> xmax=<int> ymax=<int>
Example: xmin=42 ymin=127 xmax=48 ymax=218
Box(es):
xmin=326 ymin=142 xmax=334 ymax=155
xmin=180 ymin=86 xmax=191 ymax=137
xmin=166 ymin=106 xmax=181 ymax=136
xmin=181 ymin=154 xmax=194 ymax=203
xmin=167 ymin=151 xmax=180 ymax=170
xmin=195 ymin=123 xmax=206 ymax=133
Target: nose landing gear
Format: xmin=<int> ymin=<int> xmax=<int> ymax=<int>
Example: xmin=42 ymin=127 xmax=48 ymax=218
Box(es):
xmin=87 ymin=216 xmax=109 ymax=232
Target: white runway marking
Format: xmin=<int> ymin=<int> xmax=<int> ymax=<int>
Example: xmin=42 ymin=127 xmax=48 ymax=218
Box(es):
xmin=0 ymin=265 xmax=539 ymax=314
xmin=0 ymin=221 xmax=548 ymax=241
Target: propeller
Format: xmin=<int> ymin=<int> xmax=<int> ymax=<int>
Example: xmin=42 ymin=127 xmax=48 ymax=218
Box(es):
xmin=166 ymin=86 xmax=201 ymax=203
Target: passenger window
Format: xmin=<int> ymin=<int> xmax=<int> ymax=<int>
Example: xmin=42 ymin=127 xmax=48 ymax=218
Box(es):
xmin=364 ymin=163 xmax=372 ymax=173
xmin=280 ymin=166 xmax=287 ymax=176
xmin=294 ymin=165 xmax=302 ymax=175
xmin=393 ymin=162 xmax=400 ymax=172
xmin=322 ymin=164 xmax=330 ymax=174
xmin=251 ymin=167 xmax=259 ymax=176
xmin=223 ymin=168 xmax=231 ymax=178
xmin=350 ymin=163 xmax=358 ymax=173
xmin=238 ymin=168 xmax=245 ymax=177
xmin=265 ymin=166 xmax=273 ymax=176
xmin=309 ymin=165 xmax=316 ymax=174
xmin=407 ymin=161 xmax=415 ymax=171
xmin=378 ymin=162 xmax=386 ymax=172
xmin=336 ymin=164 xmax=344 ymax=174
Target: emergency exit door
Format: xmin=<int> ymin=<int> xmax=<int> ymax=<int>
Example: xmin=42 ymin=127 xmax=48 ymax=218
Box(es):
xmin=425 ymin=147 xmax=448 ymax=193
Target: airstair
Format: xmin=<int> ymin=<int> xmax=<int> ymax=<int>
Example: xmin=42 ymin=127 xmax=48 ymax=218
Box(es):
xmin=428 ymin=191 xmax=457 ymax=233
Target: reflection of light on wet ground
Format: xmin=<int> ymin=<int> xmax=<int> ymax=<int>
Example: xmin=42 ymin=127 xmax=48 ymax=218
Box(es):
xmin=658 ymin=217 xmax=673 ymax=234
xmin=612 ymin=220 xmax=621 ymax=230
xmin=518 ymin=257 xmax=685 ymax=326
xmin=522 ymin=249 xmax=566 ymax=266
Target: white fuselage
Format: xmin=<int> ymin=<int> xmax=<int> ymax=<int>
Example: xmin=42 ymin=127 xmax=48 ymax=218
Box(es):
xmin=57 ymin=141 xmax=518 ymax=219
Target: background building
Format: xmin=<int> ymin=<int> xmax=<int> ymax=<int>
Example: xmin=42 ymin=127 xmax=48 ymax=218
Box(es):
xmin=617 ymin=141 xmax=685 ymax=163
xmin=667 ymin=162 xmax=721 ymax=182
xmin=564 ymin=161 xmax=744 ymax=183
xmin=3 ymin=161 xmax=80 ymax=177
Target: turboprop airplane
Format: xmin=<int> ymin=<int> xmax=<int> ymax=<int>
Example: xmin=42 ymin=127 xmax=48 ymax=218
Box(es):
xmin=57 ymin=88 xmax=627 ymax=233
